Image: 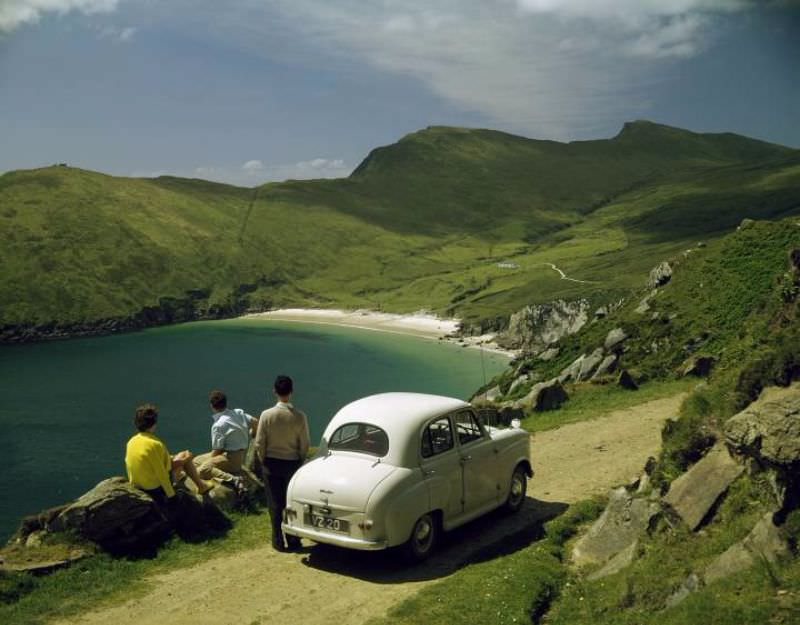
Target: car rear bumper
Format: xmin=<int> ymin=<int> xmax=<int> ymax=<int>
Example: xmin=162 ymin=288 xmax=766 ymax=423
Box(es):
xmin=282 ymin=523 xmax=388 ymax=551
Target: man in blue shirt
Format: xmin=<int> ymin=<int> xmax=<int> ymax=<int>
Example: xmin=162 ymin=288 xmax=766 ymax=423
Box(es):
xmin=193 ymin=389 xmax=257 ymax=491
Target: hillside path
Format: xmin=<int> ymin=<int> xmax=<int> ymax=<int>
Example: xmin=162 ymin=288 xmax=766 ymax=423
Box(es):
xmin=54 ymin=393 xmax=685 ymax=625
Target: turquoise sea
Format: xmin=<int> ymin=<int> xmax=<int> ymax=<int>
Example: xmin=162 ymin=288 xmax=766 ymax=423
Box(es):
xmin=0 ymin=318 xmax=507 ymax=541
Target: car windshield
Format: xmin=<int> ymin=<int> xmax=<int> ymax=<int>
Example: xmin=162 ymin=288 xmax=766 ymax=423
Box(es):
xmin=328 ymin=422 xmax=390 ymax=457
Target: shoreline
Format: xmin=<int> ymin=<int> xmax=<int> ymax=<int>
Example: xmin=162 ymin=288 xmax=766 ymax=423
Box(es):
xmin=242 ymin=308 xmax=518 ymax=358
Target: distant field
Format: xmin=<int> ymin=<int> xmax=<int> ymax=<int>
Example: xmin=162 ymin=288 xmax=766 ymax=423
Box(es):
xmin=1 ymin=121 xmax=799 ymax=332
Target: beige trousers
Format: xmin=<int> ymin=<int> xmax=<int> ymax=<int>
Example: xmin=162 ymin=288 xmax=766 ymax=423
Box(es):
xmin=194 ymin=450 xmax=245 ymax=481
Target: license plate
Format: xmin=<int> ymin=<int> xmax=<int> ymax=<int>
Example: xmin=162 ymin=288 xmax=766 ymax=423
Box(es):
xmin=304 ymin=513 xmax=350 ymax=534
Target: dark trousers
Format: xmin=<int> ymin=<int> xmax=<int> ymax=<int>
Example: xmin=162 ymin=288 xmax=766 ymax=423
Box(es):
xmin=263 ymin=457 xmax=303 ymax=546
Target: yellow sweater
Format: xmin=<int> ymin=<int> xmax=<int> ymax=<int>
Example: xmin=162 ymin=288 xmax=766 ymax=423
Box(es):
xmin=125 ymin=431 xmax=175 ymax=497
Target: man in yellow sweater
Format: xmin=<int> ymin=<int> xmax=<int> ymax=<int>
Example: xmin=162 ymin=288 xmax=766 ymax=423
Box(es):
xmin=125 ymin=403 xmax=214 ymax=504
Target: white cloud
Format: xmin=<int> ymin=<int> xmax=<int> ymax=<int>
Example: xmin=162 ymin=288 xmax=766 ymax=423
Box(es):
xmin=261 ymin=0 xmax=762 ymax=138
xmin=242 ymin=159 xmax=264 ymax=173
xmin=0 ymin=0 xmax=121 ymax=32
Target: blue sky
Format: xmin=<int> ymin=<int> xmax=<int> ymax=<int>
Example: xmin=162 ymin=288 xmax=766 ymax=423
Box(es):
xmin=1 ymin=0 xmax=798 ymax=186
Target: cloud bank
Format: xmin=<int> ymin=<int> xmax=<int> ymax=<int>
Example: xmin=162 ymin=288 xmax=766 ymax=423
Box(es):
xmin=0 ymin=0 xmax=120 ymax=32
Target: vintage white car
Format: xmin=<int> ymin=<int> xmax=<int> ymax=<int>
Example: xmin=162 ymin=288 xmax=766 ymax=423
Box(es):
xmin=282 ymin=392 xmax=532 ymax=560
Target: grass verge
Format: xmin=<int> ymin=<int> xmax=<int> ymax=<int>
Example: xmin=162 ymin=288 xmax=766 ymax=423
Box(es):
xmin=367 ymin=498 xmax=604 ymax=625
xmin=0 ymin=510 xmax=269 ymax=625
xmin=520 ymin=379 xmax=693 ymax=434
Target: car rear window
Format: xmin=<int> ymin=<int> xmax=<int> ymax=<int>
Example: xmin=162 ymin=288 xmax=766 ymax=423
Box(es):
xmin=328 ymin=422 xmax=389 ymax=457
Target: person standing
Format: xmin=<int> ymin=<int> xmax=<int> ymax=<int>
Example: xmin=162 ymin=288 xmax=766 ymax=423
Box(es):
xmin=194 ymin=389 xmax=257 ymax=493
xmin=255 ymin=375 xmax=310 ymax=552
xmin=125 ymin=403 xmax=215 ymax=505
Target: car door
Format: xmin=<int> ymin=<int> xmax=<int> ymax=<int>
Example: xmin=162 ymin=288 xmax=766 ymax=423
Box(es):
xmin=419 ymin=415 xmax=463 ymax=521
xmin=453 ymin=409 xmax=499 ymax=512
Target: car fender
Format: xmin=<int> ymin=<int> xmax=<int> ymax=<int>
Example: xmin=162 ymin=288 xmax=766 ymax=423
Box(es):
xmin=366 ymin=467 xmax=430 ymax=548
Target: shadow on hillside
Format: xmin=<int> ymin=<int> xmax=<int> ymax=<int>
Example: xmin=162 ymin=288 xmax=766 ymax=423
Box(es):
xmin=299 ymin=496 xmax=568 ymax=584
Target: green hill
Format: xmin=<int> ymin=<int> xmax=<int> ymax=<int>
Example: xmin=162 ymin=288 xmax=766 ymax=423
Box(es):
xmin=1 ymin=121 xmax=799 ymax=339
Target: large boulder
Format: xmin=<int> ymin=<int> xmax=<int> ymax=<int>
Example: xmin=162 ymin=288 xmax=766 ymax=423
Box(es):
xmin=576 ymin=348 xmax=605 ymax=382
xmin=604 ymin=328 xmax=628 ymax=352
xmin=725 ymin=385 xmax=800 ymax=467
xmin=681 ymin=355 xmax=716 ymax=378
xmin=50 ymin=477 xmax=172 ymax=554
xmin=592 ymin=354 xmax=619 ymax=380
xmin=663 ymin=444 xmax=744 ymax=530
xmin=572 ymin=487 xmax=660 ymax=567
xmin=514 ymin=379 xmax=568 ymax=412
xmin=647 ymin=261 xmax=673 ymax=289
xmin=704 ymin=512 xmax=789 ymax=585
xmin=618 ymin=369 xmax=639 ymax=390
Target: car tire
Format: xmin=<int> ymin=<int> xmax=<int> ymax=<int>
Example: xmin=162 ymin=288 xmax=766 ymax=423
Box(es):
xmin=504 ymin=465 xmax=527 ymax=513
xmin=404 ymin=512 xmax=437 ymax=562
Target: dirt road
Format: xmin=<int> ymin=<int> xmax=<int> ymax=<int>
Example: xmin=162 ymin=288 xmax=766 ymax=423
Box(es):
xmin=55 ymin=393 xmax=684 ymax=625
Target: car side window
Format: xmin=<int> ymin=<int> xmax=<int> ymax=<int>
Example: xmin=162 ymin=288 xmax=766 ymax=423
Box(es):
xmin=421 ymin=416 xmax=454 ymax=458
xmin=454 ymin=410 xmax=484 ymax=446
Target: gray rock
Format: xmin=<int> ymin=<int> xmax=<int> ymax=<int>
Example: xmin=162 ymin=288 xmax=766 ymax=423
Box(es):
xmin=647 ymin=261 xmax=673 ymax=289
xmin=484 ymin=385 xmax=502 ymax=402
xmin=635 ymin=295 xmax=653 ymax=314
xmin=508 ymin=375 xmax=530 ymax=395
xmin=594 ymin=306 xmax=608 ymax=319
xmin=725 ymin=385 xmax=800 ymax=466
xmin=537 ymin=347 xmax=559 ymax=362
xmin=681 ymin=355 xmax=716 ymax=377
xmin=572 ymin=487 xmax=660 ymax=567
xmin=496 ymin=299 xmax=590 ymax=351
xmin=592 ymin=354 xmax=619 ymax=380
xmin=559 ymin=354 xmax=586 ymax=383
xmin=618 ymin=369 xmax=639 ymax=390
xmin=604 ymin=328 xmax=628 ymax=352
xmin=704 ymin=512 xmax=789 ymax=585
xmin=515 ymin=379 xmax=568 ymax=412
xmin=665 ymin=573 xmax=702 ymax=608
xmin=51 ymin=477 xmax=172 ymax=553
xmin=663 ymin=444 xmax=744 ymax=530
xmin=587 ymin=540 xmax=639 ymax=581
xmin=738 ymin=218 xmax=755 ymax=231
xmin=577 ymin=348 xmax=605 ymax=381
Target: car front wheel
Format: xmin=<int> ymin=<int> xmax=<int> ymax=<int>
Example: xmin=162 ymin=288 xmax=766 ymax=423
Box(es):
xmin=404 ymin=512 xmax=437 ymax=562
xmin=504 ymin=465 xmax=527 ymax=513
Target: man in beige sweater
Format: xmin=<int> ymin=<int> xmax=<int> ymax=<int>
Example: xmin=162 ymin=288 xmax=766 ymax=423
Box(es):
xmin=255 ymin=374 xmax=310 ymax=551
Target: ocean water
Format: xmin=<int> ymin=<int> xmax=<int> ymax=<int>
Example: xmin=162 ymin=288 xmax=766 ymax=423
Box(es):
xmin=0 ymin=318 xmax=507 ymax=541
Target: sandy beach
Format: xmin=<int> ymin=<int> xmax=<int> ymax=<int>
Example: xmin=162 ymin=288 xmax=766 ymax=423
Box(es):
xmin=242 ymin=308 xmax=517 ymax=358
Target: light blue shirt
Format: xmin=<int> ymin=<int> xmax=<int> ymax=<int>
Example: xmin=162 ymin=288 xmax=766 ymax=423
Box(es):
xmin=210 ymin=408 xmax=255 ymax=452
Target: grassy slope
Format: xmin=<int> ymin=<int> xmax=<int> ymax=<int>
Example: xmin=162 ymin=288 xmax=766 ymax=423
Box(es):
xmin=1 ymin=122 xmax=798 ymax=329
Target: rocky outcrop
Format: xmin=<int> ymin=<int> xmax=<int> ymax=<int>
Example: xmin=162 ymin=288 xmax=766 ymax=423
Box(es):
xmin=514 ymin=379 xmax=568 ymax=412
xmin=681 ymin=355 xmax=716 ymax=377
xmin=577 ymin=348 xmax=605 ymax=382
xmin=604 ymin=327 xmax=628 ymax=352
xmin=704 ymin=512 xmax=789 ymax=585
xmin=592 ymin=354 xmax=618 ymax=380
xmin=496 ymin=299 xmax=589 ymax=352
xmin=572 ymin=487 xmax=660 ymax=567
xmin=647 ymin=261 xmax=673 ymax=290
xmin=662 ymin=444 xmax=744 ymax=530
xmin=725 ymin=385 xmax=800 ymax=467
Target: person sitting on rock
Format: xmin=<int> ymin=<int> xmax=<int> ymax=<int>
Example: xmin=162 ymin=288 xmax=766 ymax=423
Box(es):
xmin=125 ymin=403 xmax=215 ymax=505
xmin=193 ymin=389 xmax=257 ymax=494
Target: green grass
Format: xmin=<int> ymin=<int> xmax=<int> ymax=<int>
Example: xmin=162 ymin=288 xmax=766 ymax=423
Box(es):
xmin=1 ymin=122 xmax=799 ymax=333
xmin=0 ymin=511 xmax=270 ymax=625
xmin=519 ymin=379 xmax=694 ymax=433
xmin=368 ymin=499 xmax=605 ymax=625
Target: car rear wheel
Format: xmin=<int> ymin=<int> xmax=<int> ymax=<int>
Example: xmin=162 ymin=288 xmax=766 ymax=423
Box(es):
xmin=504 ymin=465 xmax=527 ymax=513
xmin=404 ymin=512 xmax=437 ymax=562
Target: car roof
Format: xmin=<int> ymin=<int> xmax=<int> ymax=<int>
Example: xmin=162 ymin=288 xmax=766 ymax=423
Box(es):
xmin=322 ymin=392 xmax=471 ymax=466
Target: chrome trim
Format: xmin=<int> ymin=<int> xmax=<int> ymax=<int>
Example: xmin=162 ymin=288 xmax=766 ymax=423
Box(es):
xmin=282 ymin=524 xmax=388 ymax=551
